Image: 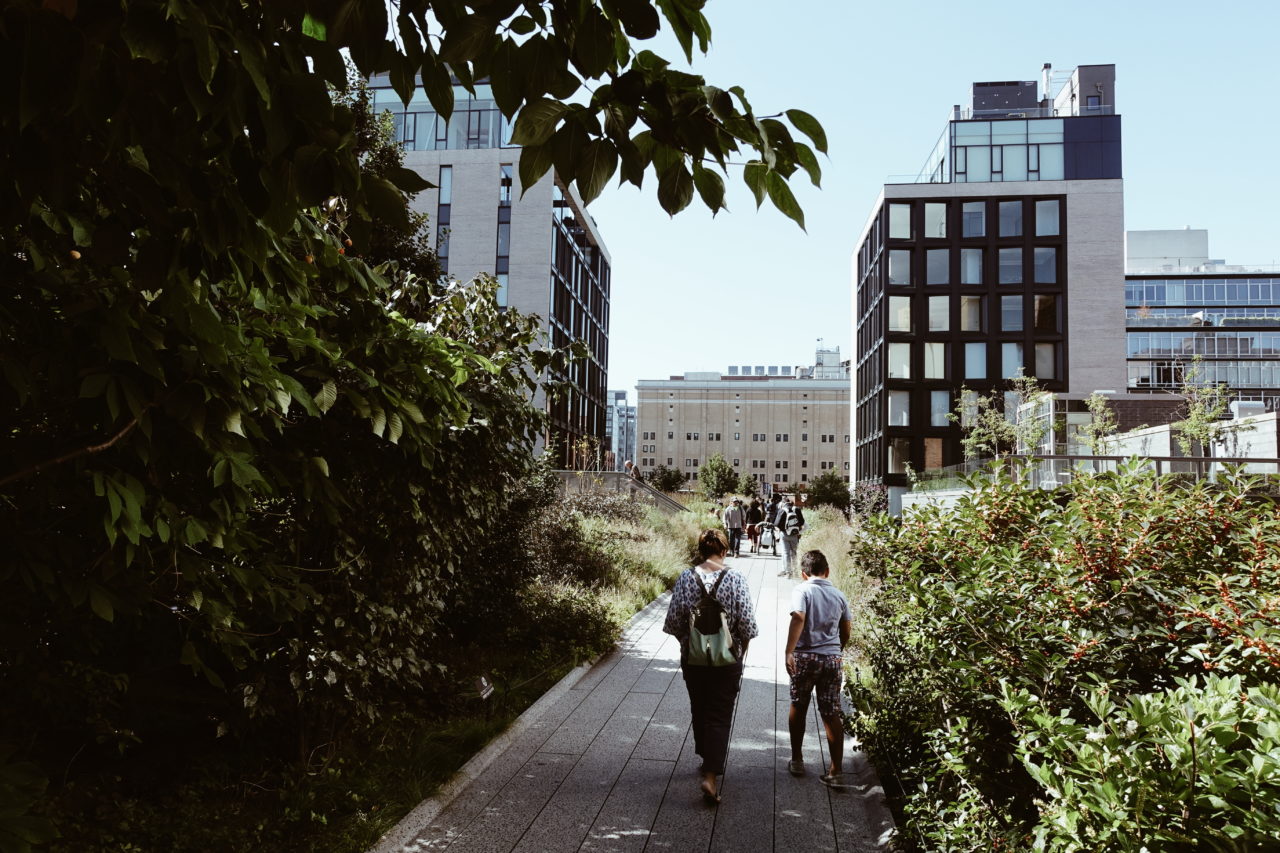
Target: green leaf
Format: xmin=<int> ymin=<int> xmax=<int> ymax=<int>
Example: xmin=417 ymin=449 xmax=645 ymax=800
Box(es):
xmin=743 ymin=161 xmax=767 ymax=208
xmin=89 ymin=586 xmax=114 ymax=622
xmin=365 ymin=176 xmax=411 ymax=232
xmin=421 ymin=53 xmax=455 ymax=119
xmin=302 ymin=13 xmax=328 ymax=41
xmin=608 ymin=0 xmax=660 ymax=38
xmin=691 ymin=163 xmax=726 ymax=214
xmin=572 ymin=5 xmax=615 ymax=78
xmin=402 ymin=401 xmax=426 ymax=424
xmin=311 ymin=456 xmax=330 ymax=477
xmin=656 ymin=163 xmax=693 ymax=215
xmin=440 ymin=13 xmax=497 ymax=64
xmin=387 ymin=412 xmax=404 ymax=444
xmin=316 ymin=379 xmax=338 ymax=413
xmin=225 ymin=410 xmax=245 ymax=437
xmin=509 ymin=98 xmax=568 ymax=146
xmin=370 ymin=406 xmax=387 ymax=438
xmin=386 ymin=166 xmax=433 ymax=194
xmin=794 ymin=141 xmax=822 ymax=187
xmin=517 ymin=141 xmax=555 ymax=197
xmin=785 ymin=108 xmax=828 ymax=155
xmin=575 ymin=140 xmax=619 ymax=204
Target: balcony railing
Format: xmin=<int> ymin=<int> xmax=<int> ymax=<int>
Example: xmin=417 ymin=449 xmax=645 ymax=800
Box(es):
xmin=911 ymin=454 xmax=1280 ymax=493
xmin=955 ymin=105 xmax=1116 ymax=119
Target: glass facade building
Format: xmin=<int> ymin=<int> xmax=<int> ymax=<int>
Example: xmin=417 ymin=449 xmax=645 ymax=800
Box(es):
xmin=1125 ymin=275 xmax=1280 ymax=408
xmin=368 ymin=75 xmax=613 ymax=466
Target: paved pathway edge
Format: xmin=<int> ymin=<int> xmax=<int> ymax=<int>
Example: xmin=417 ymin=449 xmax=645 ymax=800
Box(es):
xmin=369 ymin=593 xmax=673 ymax=853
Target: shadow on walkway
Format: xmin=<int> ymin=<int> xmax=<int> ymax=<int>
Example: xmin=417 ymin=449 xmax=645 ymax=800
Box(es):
xmin=373 ymin=552 xmax=896 ymax=852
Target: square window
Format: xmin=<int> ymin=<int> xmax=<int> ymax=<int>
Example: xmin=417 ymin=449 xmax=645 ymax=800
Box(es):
xmin=889 ymin=249 xmax=911 ymax=285
xmin=999 ymin=248 xmax=1022 ymax=284
xmin=1033 ymin=247 xmax=1057 ymax=283
xmin=889 ymin=390 xmax=910 ymax=426
xmin=889 ymin=203 xmax=912 ymax=239
xmin=1002 ymin=342 xmax=1023 ymax=379
xmin=960 ymin=295 xmax=983 ymax=332
xmin=999 ymin=200 xmax=1023 ymax=237
xmin=1035 ymin=343 xmax=1057 ymax=379
xmin=888 ymin=342 xmax=911 ymax=378
xmin=928 ymin=296 xmax=949 ymax=331
xmin=1001 ymin=295 xmax=1023 ymax=331
xmin=962 ymin=201 xmax=986 ymax=237
xmin=930 ymin=390 xmax=950 ymax=427
xmin=924 ymin=342 xmax=946 ymax=379
xmin=1034 ymin=294 xmax=1058 ymax=332
xmin=965 ymin=342 xmax=987 ymax=379
xmin=960 ymin=248 xmax=983 ymax=284
xmin=924 ymin=203 xmax=947 ymax=238
xmin=1035 ymin=199 xmax=1060 ymax=236
xmin=926 ymin=249 xmax=950 ymax=284
xmin=889 ymin=296 xmax=912 ymax=332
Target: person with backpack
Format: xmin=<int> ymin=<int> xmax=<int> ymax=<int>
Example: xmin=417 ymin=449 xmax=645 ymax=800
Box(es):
xmin=775 ymin=496 xmax=806 ymax=578
xmin=784 ymin=550 xmax=853 ymax=787
xmin=662 ymin=529 xmax=759 ymax=804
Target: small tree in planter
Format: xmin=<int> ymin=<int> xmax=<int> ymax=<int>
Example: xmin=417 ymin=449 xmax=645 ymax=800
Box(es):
xmin=806 ymin=471 xmax=852 ymax=516
xmin=647 ymin=465 xmax=686 ymax=493
xmin=698 ymin=453 xmax=737 ymax=500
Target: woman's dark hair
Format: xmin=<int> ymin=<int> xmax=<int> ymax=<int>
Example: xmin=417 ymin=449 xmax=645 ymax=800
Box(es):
xmin=697 ymin=528 xmax=729 ymax=560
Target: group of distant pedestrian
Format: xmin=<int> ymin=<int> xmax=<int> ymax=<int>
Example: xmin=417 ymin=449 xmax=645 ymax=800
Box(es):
xmin=662 ymin=508 xmax=848 ymax=804
xmin=720 ymin=494 xmax=806 ymax=576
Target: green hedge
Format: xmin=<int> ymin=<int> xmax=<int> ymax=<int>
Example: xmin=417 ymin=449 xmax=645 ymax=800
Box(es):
xmin=848 ymin=461 xmax=1280 ymax=850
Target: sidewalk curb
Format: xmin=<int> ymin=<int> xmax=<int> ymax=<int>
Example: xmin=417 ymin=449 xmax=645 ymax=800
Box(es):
xmin=369 ymin=591 xmax=674 ymax=853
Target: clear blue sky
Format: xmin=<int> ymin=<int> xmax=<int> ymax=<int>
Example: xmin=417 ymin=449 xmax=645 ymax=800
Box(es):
xmin=591 ymin=0 xmax=1280 ymax=399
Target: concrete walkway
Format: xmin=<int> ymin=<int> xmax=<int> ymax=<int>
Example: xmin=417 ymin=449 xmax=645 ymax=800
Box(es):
xmin=375 ymin=549 xmax=896 ymax=852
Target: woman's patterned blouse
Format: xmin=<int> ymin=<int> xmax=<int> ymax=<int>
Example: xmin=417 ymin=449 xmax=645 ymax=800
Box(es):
xmin=662 ymin=567 xmax=760 ymax=663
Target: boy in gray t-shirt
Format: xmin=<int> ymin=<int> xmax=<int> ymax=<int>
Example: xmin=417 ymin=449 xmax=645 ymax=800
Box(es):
xmin=784 ymin=550 xmax=852 ymax=786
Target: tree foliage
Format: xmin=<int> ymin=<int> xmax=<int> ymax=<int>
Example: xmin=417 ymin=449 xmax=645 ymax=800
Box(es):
xmin=1174 ymin=356 xmax=1246 ymax=456
xmin=804 ymin=470 xmax=851 ymax=515
xmin=950 ymin=372 xmax=1053 ymax=460
xmin=1079 ymin=391 xmax=1119 ymax=455
xmin=735 ymin=471 xmax=758 ymax=499
xmin=697 ymin=453 xmax=736 ymax=500
xmin=647 ymin=464 xmax=686 ymax=493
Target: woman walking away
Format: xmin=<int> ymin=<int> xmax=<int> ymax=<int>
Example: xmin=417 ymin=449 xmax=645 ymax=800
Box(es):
xmin=662 ymin=529 xmax=759 ymax=804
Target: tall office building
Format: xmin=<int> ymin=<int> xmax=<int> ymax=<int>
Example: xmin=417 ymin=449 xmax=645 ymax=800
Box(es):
xmin=368 ymin=76 xmax=612 ymax=467
xmin=605 ymin=390 xmax=637 ymax=471
xmin=637 ymin=347 xmax=850 ymax=489
xmin=1125 ymin=229 xmax=1280 ymax=409
xmin=853 ymin=64 xmax=1127 ymax=510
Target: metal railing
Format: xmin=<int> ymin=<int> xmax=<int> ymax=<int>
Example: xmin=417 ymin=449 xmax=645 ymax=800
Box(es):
xmin=911 ymin=455 xmax=1280 ymax=493
xmin=554 ymin=470 xmax=688 ymax=516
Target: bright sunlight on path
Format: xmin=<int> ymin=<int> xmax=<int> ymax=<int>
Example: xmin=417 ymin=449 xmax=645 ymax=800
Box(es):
xmin=373 ymin=549 xmax=895 ymax=852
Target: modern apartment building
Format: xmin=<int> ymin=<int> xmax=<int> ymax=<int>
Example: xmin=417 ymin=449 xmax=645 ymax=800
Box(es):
xmin=853 ymin=63 xmax=1128 ymax=510
xmin=605 ymin=390 xmax=637 ymax=471
xmin=1125 ymin=229 xmax=1280 ymax=410
xmin=368 ymin=76 xmax=612 ymax=467
xmin=636 ymin=348 xmax=851 ymax=489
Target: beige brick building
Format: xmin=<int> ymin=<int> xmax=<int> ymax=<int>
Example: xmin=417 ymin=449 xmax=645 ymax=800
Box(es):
xmin=636 ymin=348 xmax=851 ymax=491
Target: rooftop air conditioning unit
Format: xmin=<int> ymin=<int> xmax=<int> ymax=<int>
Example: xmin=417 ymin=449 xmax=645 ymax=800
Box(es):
xmin=1006 ymin=112 xmax=1027 ymax=118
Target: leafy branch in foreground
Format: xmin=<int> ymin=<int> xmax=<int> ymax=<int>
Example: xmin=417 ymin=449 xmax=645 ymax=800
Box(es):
xmin=331 ymin=0 xmax=827 ymax=228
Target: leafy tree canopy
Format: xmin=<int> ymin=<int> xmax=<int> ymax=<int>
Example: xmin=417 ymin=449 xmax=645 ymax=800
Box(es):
xmin=647 ymin=464 xmax=686 ymax=493
xmin=805 ymin=470 xmax=850 ymax=515
xmin=697 ymin=453 xmax=736 ymax=500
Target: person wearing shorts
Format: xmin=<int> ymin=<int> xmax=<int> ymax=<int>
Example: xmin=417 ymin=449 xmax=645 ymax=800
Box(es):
xmin=783 ymin=550 xmax=852 ymax=786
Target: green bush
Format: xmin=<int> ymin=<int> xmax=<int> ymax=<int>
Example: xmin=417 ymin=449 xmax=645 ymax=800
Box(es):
xmin=849 ymin=461 xmax=1280 ymax=849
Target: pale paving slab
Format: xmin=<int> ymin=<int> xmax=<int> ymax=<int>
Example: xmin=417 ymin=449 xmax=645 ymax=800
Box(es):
xmin=374 ymin=547 xmax=896 ymax=852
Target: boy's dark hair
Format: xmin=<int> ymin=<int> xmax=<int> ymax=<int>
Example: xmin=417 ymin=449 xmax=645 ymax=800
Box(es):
xmin=800 ymin=550 xmax=829 ymax=577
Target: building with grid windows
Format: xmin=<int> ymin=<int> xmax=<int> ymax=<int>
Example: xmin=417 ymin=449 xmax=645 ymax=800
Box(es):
xmin=368 ymin=75 xmax=612 ymax=467
xmin=852 ymin=64 xmax=1127 ymax=511
xmin=605 ymin=390 xmax=637 ymax=471
xmin=636 ymin=348 xmax=850 ymax=490
xmin=1125 ymin=229 xmax=1280 ymax=410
